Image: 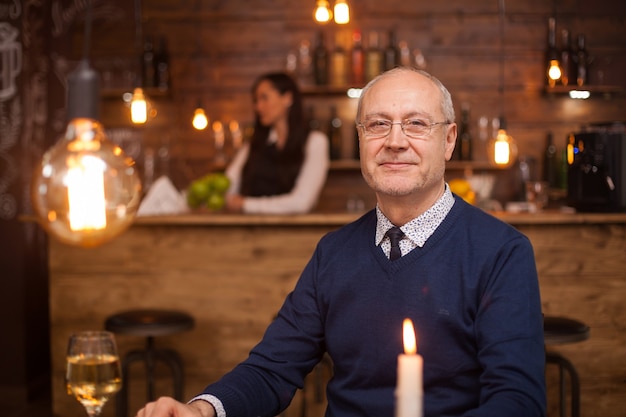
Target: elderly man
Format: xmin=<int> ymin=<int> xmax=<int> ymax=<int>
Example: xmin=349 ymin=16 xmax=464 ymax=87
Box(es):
xmin=137 ymin=67 xmax=546 ymax=417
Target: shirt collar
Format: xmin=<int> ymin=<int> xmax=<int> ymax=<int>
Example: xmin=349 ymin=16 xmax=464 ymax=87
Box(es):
xmin=375 ymin=183 xmax=455 ymax=248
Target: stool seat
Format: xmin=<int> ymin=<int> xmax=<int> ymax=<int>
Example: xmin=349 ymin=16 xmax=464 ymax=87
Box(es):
xmin=543 ymin=315 xmax=589 ymax=417
xmin=544 ymin=316 xmax=590 ymax=345
xmin=105 ymin=309 xmax=194 ymax=417
xmin=105 ymin=309 xmax=194 ymax=337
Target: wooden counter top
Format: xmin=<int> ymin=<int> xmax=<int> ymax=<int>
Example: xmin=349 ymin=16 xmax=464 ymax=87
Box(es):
xmin=133 ymin=210 xmax=626 ymax=227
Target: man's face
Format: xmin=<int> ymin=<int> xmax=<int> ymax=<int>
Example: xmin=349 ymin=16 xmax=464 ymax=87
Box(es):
xmin=357 ymin=72 xmax=457 ymax=200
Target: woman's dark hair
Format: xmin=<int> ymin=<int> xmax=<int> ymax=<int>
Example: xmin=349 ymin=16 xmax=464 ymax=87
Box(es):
xmin=241 ymin=72 xmax=309 ymax=195
xmin=249 ymin=72 xmax=309 ymax=161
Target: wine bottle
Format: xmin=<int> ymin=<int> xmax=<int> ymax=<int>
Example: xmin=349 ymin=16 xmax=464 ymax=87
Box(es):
xmin=364 ymin=31 xmax=382 ymax=82
xmin=458 ymin=104 xmax=472 ymax=161
xmin=154 ymin=37 xmax=170 ymax=91
xmin=142 ymin=36 xmax=156 ymax=88
xmin=350 ymin=29 xmax=365 ymax=86
xmin=545 ymin=17 xmax=559 ymax=87
xmin=575 ymin=34 xmax=589 ymax=86
xmin=559 ymin=29 xmax=574 ymax=86
xmin=313 ymin=31 xmax=328 ymax=86
xmin=330 ymin=31 xmax=348 ymax=87
xmin=328 ymin=106 xmax=343 ymax=160
xmin=383 ymin=30 xmax=399 ymax=71
xmin=542 ymin=132 xmax=558 ymax=189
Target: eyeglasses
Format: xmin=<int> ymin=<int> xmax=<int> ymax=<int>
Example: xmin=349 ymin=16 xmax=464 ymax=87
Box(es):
xmin=356 ymin=119 xmax=450 ymax=140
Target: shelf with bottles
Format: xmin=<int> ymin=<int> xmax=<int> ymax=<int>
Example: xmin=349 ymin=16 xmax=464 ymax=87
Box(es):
xmin=544 ymin=84 xmax=622 ymax=99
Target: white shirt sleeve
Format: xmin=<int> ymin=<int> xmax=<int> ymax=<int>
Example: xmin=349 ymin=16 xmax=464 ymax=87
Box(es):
xmin=224 ymin=143 xmax=250 ymax=196
xmin=228 ymin=130 xmax=329 ymax=214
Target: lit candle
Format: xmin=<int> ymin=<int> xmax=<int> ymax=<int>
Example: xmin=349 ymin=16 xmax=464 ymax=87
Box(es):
xmin=395 ymin=318 xmax=423 ymax=417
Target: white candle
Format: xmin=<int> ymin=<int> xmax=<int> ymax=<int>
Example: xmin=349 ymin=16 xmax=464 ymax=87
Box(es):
xmin=395 ymin=318 xmax=423 ymax=417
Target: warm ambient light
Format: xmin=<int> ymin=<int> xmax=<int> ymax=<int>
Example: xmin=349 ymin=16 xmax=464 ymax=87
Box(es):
xmin=547 ymin=59 xmax=562 ymax=87
xmin=130 ymin=88 xmax=148 ymax=124
xmin=314 ymin=0 xmax=332 ymax=23
xmin=403 ymin=318 xmax=417 ymax=354
xmin=487 ymin=128 xmax=518 ymax=168
xmin=192 ymin=107 xmax=209 ymax=130
xmin=32 ymin=118 xmax=142 ymax=247
xmin=31 ymin=0 xmax=141 ymax=248
xmin=333 ymin=0 xmax=350 ymax=24
xmin=569 ymin=90 xmax=591 ymax=99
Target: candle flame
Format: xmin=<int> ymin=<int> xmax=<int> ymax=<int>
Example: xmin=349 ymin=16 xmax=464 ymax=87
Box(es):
xmin=403 ymin=318 xmax=417 ymax=354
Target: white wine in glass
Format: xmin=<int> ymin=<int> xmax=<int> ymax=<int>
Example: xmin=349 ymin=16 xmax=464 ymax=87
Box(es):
xmin=66 ymin=331 xmax=123 ymax=417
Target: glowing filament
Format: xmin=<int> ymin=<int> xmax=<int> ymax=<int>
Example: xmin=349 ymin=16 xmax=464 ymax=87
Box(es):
xmin=66 ymin=155 xmax=106 ymax=231
xmin=130 ymin=88 xmax=147 ymax=124
xmin=334 ymin=0 xmax=350 ymax=24
xmin=192 ymin=108 xmax=209 ymax=130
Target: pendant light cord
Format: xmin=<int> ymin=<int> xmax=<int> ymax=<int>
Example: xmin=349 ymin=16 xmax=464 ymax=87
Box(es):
xmin=498 ymin=0 xmax=505 ymax=116
xmin=82 ymin=0 xmax=93 ymax=60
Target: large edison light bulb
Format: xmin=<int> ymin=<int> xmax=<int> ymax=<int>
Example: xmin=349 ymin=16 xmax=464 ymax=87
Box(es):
xmin=32 ymin=118 xmax=142 ymax=247
xmin=487 ymin=128 xmax=518 ymax=168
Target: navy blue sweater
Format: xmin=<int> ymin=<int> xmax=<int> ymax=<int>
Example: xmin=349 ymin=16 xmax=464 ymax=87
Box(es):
xmin=201 ymin=197 xmax=546 ymax=417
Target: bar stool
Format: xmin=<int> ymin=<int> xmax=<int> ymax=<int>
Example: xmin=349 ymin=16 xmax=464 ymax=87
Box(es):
xmin=544 ymin=315 xmax=590 ymax=417
xmin=105 ymin=309 xmax=195 ymax=417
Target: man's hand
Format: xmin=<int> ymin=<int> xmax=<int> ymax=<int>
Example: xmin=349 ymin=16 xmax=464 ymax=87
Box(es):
xmin=136 ymin=397 xmax=216 ymax=417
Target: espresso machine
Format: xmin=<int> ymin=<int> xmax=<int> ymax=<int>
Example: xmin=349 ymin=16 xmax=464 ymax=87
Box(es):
xmin=567 ymin=121 xmax=626 ymax=212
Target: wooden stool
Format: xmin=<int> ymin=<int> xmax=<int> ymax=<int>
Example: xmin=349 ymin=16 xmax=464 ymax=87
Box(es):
xmin=105 ymin=309 xmax=195 ymax=417
xmin=544 ymin=316 xmax=590 ymax=417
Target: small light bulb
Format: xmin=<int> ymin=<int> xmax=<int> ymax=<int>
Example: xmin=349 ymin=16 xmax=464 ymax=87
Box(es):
xmin=334 ymin=0 xmax=350 ymax=24
xmin=314 ymin=0 xmax=332 ymax=23
xmin=547 ymin=59 xmax=561 ymax=87
xmin=192 ymin=107 xmax=208 ymax=130
xmin=130 ymin=88 xmax=147 ymax=124
xmin=32 ymin=118 xmax=142 ymax=247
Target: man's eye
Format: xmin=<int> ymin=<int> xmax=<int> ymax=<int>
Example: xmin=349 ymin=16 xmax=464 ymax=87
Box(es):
xmin=366 ymin=120 xmax=389 ymax=129
xmin=406 ymin=119 xmax=428 ymax=127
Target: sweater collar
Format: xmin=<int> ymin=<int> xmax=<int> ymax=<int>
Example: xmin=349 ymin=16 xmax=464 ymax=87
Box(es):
xmin=375 ymin=183 xmax=455 ymax=248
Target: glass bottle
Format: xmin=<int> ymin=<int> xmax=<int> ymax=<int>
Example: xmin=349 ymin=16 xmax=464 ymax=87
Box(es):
xmin=458 ymin=104 xmax=472 ymax=161
xmin=350 ymin=29 xmax=365 ymax=86
xmin=559 ymin=29 xmax=574 ymax=86
xmin=383 ymin=30 xmax=399 ymax=71
xmin=328 ymin=106 xmax=343 ymax=160
xmin=542 ymin=132 xmax=558 ymax=189
xmin=364 ymin=31 xmax=382 ymax=82
xmin=575 ymin=34 xmax=589 ymax=86
xmin=313 ymin=31 xmax=329 ymax=86
xmin=154 ymin=37 xmax=170 ymax=91
xmin=330 ymin=31 xmax=348 ymax=87
xmin=142 ymin=36 xmax=155 ymax=88
xmin=545 ymin=17 xmax=560 ymax=87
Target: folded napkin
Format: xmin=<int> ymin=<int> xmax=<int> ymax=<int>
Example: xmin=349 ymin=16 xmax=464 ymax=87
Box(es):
xmin=137 ymin=176 xmax=189 ymax=216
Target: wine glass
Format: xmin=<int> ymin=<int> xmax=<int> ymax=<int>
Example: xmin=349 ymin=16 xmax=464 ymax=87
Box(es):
xmin=66 ymin=331 xmax=123 ymax=417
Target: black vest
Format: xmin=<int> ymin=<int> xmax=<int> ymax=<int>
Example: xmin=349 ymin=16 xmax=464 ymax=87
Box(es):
xmin=240 ymin=142 xmax=301 ymax=197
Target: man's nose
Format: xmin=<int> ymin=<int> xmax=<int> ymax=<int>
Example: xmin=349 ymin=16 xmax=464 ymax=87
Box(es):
xmin=385 ymin=123 xmax=409 ymax=148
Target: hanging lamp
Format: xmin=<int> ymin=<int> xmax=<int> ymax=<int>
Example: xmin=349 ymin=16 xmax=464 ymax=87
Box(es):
xmin=487 ymin=0 xmax=517 ymax=168
xmin=31 ymin=0 xmax=142 ymax=247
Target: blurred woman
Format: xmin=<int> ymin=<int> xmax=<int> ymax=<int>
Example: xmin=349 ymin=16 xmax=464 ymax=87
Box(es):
xmin=225 ymin=72 xmax=329 ymax=214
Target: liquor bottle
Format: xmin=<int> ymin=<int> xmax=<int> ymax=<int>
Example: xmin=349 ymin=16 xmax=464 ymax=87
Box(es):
xmin=458 ymin=104 xmax=472 ymax=161
xmin=328 ymin=106 xmax=343 ymax=160
xmin=350 ymin=29 xmax=365 ymax=86
xmin=142 ymin=36 xmax=156 ymax=87
xmin=364 ymin=31 xmax=382 ymax=82
xmin=154 ymin=37 xmax=170 ymax=91
xmin=330 ymin=31 xmax=348 ymax=87
xmin=542 ymin=132 xmax=558 ymax=189
xmin=383 ymin=30 xmax=399 ymax=71
xmin=575 ymin=34 xmax=589 ymax=86
xmin=307 ymin=105 xmax=320 ymax=131
xmin=313 ymin=31 xmax=329 ymax=86
xmin=559 ymin=29 xmax=574 ymax=86
xmin=297 ymin=39 xmax=313 ymax=86
xmin=545 ymin=17 xmax=560 ymax=87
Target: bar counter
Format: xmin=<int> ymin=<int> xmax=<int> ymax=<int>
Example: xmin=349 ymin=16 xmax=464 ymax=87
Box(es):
xmin=49 ymin=211 xmax=626 ymax=417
